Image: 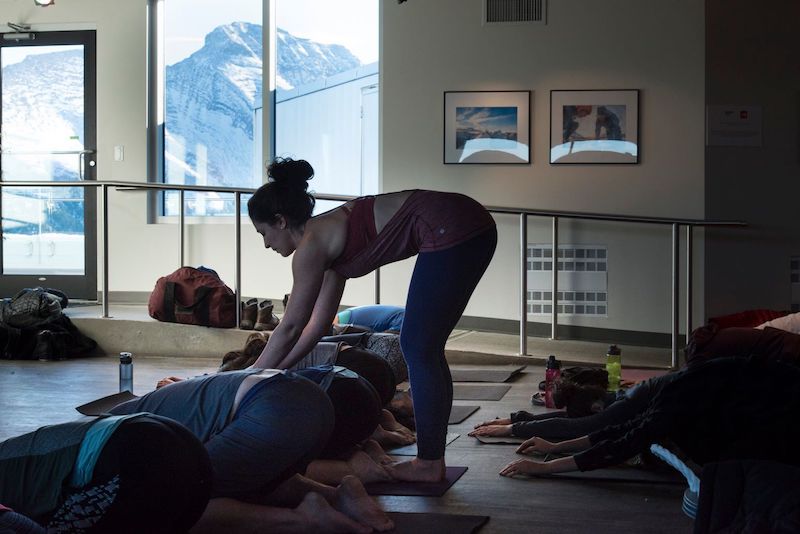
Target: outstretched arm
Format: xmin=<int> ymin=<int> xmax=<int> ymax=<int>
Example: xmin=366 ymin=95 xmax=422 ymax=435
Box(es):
xmin=251 ymin=240 xmax=344 ymax=370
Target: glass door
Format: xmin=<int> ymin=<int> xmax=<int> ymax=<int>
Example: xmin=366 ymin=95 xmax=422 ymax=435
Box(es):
xmin=0 ymin=30 xmax=97 ymax=300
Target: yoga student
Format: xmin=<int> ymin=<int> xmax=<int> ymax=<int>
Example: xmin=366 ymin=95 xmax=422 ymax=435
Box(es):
xmin=469 ymin=371 xmax=681 ymax=441
xmin=0 ymin=414 xmax=211 ymax=533
xmin=247 ymin=157 xmax=497 ymax=482
xmin=334 ymin=305 xmax=406 ymax=333
xmin=495 ymin=357 xmax=800 ymax=479
xmin=110 ymin=367 xmax=394 ymax=533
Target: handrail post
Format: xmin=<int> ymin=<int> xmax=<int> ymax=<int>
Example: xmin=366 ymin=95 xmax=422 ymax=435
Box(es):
xmin=671 ymin=223 xmax=680 ymax=369
xmin=551 ymin=216 xmax=559 ymax=340
xmin=235 ymin=192 xmax=242 ymax=327
xmin=374 ymin=268 xmax=381 ymax=305
xmin=519 ymin=213 xmax=528 ymax=356
xmin=179 ymin=189 xmax=185 ymax=267
xmin=102 ymin=183 xmax=110 ymax=318
xmin=686 ymin=225 xmax=693 ymax=347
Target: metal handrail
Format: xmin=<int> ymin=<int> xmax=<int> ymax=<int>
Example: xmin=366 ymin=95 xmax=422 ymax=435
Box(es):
xmin=0 ymin=179 xmax=747 ymax=368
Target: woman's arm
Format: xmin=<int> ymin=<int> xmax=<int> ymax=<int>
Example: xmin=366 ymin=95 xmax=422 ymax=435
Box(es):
xmin=277 ymin=270 xmax=346 ymax=369
xmin=499 ymin=456 xmax=579 ymax=478
xmin=516 ymin=435 xmax=591 ymax=455
xmin=252 ymin=240 xmax=342 ymax=370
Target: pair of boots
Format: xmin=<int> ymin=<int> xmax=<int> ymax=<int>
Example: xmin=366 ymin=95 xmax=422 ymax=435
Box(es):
xmin=240 ymin=298 xmax=280 ymax=331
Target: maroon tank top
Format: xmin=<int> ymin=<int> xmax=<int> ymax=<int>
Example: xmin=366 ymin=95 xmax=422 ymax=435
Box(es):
xmin=329 ymin=190 xmax=495 ymax=279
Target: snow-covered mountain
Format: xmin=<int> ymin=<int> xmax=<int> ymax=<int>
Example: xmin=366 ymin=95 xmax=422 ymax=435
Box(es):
xmin=165 ymin=22 xmax=361 ymax=189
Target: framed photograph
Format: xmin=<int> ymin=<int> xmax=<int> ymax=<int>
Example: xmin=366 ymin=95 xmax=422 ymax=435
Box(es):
xmin=443 ymin=90 xmax=531 ymax=164
xmin=550 ymin=89 xmax=639 ymax=164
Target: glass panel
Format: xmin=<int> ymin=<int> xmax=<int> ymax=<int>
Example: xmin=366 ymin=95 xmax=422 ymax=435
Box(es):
xmin=2 ymin=44 xmax=86 ymax=275
xmin=275 ymin=0 xmax=379 ymax=201
xmin=162 ymin=0 xmax=263 ymax=216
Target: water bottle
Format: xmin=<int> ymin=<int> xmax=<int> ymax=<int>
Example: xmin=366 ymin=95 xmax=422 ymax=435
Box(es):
xmin=605 ymin=345 xmax=622 ymax=392
xmin=119 ymin=352 xmax=133 ymax=393
xmin=544 ymin=355 xmax=562 ymax=409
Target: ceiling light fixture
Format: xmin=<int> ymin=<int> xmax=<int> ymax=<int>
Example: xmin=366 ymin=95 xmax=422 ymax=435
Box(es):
xmin=34 ymin=0 xmax=55 ymax=6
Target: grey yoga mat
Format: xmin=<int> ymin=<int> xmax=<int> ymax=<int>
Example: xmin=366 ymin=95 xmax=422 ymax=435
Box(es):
xmin=450 ymin=365 xmax=526 ymax=383
xmin=76 ymin=391 xmax=138 ymax=415
xmin=453 ymin=384 xmax=511 ymax=401
xmin=474 ymin=435 xmax=526 ymax=445
xmin=387 ymin=432 xmax=460 ymax=456
xmin=449 ymin=405 xmax=480 ymax=424
xmin=385 ymin=512 xmax=489 ymax=534
xmin=365 ymin=466 xmax=468 ymax=496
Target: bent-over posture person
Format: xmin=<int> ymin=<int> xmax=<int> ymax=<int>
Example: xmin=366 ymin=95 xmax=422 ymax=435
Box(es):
xmin=497 ymin=357 xmax=800 ymax=479
xmin=0 ymin=414 xmax=211 ymax=533
xmin=110 ymin=368 xmax=393 ymax=533
xmin=248 ymin=157 xmax=497 ymax=482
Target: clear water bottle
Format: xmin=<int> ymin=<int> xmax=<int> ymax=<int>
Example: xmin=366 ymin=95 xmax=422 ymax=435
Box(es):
xmin=544 ymin=355 xmax=562 ymax=409
xmin=119 ymin=352 xmax=133 ymax=393
xmin=606 ymin=345 xmax=622 ymax=392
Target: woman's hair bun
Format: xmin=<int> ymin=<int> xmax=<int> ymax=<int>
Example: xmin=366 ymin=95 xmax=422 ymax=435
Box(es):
xmin=267 ymin=157 xmax=314 ymax=190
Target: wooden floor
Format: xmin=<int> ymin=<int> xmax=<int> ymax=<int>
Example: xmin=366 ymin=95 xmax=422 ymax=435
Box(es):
xmin=0 ymin=355 xmax=694 ymax=533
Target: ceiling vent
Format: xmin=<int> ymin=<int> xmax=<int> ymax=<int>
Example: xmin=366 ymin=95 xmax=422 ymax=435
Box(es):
xmin=483 ymin=0 xmax=546 ymax=25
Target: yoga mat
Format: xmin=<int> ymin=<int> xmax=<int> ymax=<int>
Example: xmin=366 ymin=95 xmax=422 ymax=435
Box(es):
xmin=453 ymin=384 xmax=511 ymax=401
xmin=387 ymin=432 xmax=460 ymax=456
xmin=365 ymin=466 xmax=468 ymax=496
xmin=474 ymin=435 xmax=526 ymax=445
xmin=450 ymin=365 xmax=526 ymax=383
xmin=386 ymin=512 xmax=489 ymax=534
xmin=449 ymin=405 xmax=480 ymax=424
xmin=76 ymin=391 xmax=138 ymax=416
xmin=535 ymin=464 xmax=685 ymax=485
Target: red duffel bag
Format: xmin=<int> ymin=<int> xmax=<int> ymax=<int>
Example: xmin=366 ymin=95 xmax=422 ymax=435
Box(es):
xmin=148 ymin=267 xmax=236 ymax=328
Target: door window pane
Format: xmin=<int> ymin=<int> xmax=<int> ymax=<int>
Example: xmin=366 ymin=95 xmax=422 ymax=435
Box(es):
xmin=1 ymin=45 xmax=86 ymax=275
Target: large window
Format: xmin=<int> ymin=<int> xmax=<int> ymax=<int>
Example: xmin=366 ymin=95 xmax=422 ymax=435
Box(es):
xmin=158 ymin=0 xmax=263 ymax=216
xmin=153 ymin=0 xmax=379 ymax=217
xmin=275 ymin=0 xmax=379 ymax=211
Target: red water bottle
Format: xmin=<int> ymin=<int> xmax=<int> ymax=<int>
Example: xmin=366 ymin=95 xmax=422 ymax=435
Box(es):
xmin=544 ymin=355 xmax=561 ymax=409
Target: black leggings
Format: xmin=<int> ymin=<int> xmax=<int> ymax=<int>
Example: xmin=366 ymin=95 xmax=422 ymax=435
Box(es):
xmin=55 ymin=415 xmax=212 ymax=534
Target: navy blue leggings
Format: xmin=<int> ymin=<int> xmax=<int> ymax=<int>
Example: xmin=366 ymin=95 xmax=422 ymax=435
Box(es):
xmin=401 ymin=227 xmax=497 ymax=459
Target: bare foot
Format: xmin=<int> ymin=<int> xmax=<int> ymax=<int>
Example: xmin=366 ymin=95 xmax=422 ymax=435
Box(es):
xmin=380 ymin=409 xmax=415 ymax=438
xmin=335 ymin=476 xmax=394 ymax=532
xmin=295 ymin=491 xmax=371 ymax=533
xmin=361 ymin=439 xmax=394 ymax=465
xmin=347 ymin=450 xmax=393 ymax=483
xmin=371 ymin=425 xmax=416 ymax=448
xmin=386 ymin=457 xmax=445 ymax=483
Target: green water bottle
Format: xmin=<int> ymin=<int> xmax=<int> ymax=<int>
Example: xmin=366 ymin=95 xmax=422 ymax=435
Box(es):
xmin=606 ymin=344 xmax=622 ymax=391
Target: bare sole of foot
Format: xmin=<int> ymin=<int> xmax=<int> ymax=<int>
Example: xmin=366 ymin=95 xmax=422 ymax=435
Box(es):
xmin=387 ymin=458 xmax=446 ymax=483
xmin=335 ymin=476 xmax=395 ymax=532
xmin=361 ymin=439 xmax=394 ymax=465
xmin=347 ymin=450 xmax=393 ymax=483
xmin=380 ymin=409 xmax=415 ymax=438
xmin=296 ymin=491 xmax=371 ymax=534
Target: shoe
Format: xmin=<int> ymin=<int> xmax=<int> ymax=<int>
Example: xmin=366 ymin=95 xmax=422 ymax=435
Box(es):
xmin=254 ymin=300 xmax=280 ymax=331
xmin=240 ymin=298 xmax=258 ymax=330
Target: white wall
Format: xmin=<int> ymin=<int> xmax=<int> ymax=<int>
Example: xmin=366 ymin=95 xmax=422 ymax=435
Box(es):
xmin=381 ymin=0 xmax=706 ymax=333
xmin=0 ymin=0 xmax=707 ymax=336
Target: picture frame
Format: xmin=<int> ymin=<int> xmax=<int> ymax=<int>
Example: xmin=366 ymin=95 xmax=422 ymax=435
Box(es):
xmin=550 ymin=89 xmax=640 ymax=164
xmin=443 ymin=90 xmax=531 ymax=164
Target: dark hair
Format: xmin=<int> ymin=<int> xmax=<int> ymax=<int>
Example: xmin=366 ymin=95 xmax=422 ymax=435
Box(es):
xmin=247 ymin=157 xmax=316 ymax=227
xmin=321 ymin=374 xmax=382 ymax=459
xmin=552 ymin=381 xmax=608 ymax=418
xmin=336 ymin=347 xmax=396 ymax=406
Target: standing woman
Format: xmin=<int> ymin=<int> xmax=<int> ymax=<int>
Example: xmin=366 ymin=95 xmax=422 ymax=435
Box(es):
xmin=249 ymin=158 xmax=497 ymax=482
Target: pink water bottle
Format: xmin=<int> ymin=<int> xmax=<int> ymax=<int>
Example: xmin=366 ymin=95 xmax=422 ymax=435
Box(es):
xmin=544 ymin=355 xmax=562 ymax=409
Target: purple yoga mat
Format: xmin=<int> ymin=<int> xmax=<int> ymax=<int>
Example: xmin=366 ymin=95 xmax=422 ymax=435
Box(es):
xmin=365 ymin=466 xmax=468 ymax=496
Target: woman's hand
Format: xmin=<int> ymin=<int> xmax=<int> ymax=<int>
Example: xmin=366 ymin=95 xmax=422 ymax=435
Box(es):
xmin=516 ymin=436 xmax=556 ymax=456
xmin=156 ymin=376 xmax=184 ymax=389
xmin=468 ymin=425 xmax=513 ymax=437
xmin=473 ymin=417 xmax=512 ymax=429
xmin=499 ymin=459 xmax=548 ymax=478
